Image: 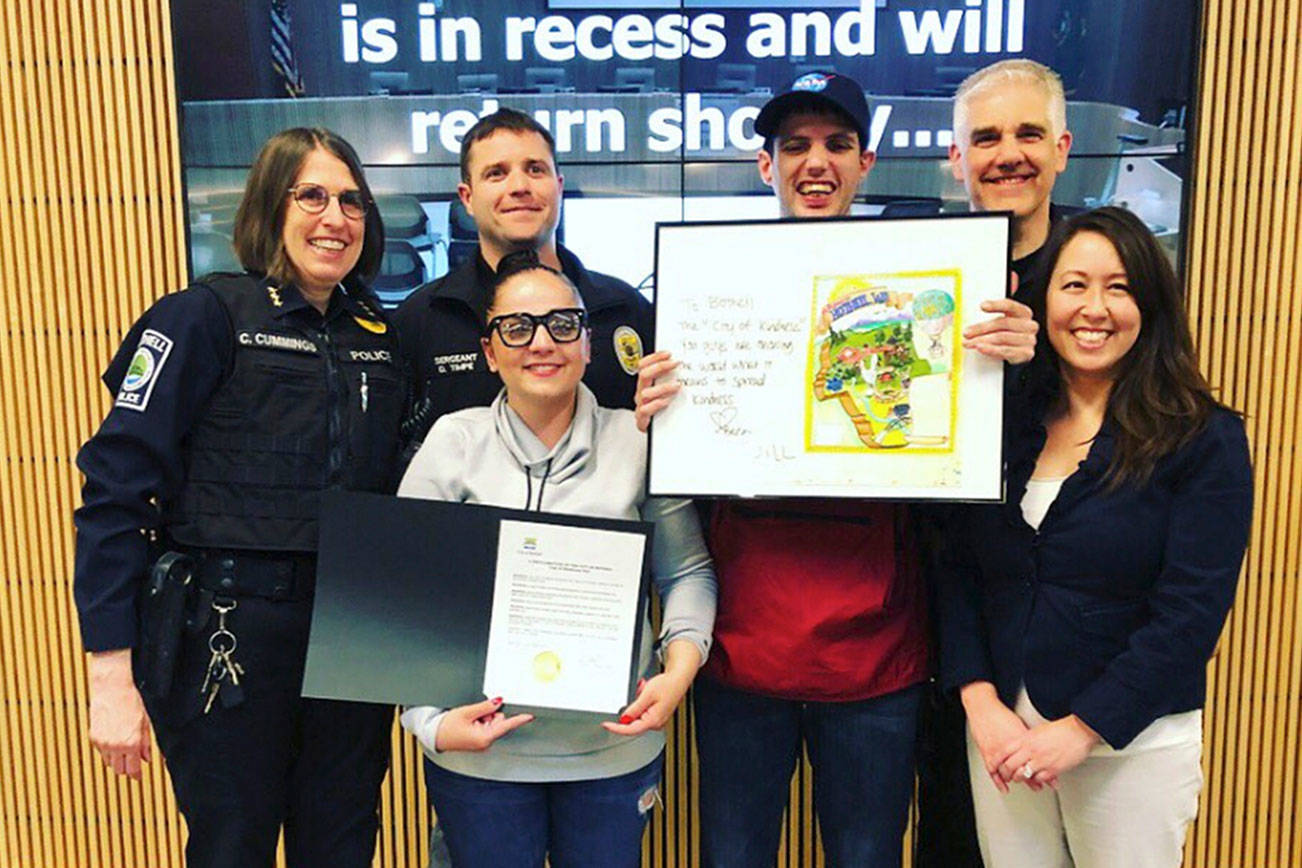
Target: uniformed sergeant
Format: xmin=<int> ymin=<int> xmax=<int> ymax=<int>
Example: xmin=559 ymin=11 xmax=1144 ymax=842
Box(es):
xmin=75 ymin=128 xmax=407 ymax=868
xmin=394 ymin=108 xmax=652 ymax=443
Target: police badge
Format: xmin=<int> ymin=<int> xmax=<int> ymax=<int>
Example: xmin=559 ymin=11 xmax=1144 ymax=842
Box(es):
xmin=612 ymin=325 xmax=643 ymax=376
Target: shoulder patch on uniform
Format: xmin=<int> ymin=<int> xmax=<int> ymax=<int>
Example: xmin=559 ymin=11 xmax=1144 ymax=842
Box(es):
xmin=115 ymin=329 xmax=173 ymax=412
xmin=353 ymin=315 xmax=388 ymax=334
xmin=613 ymin=325 xmax=643 ymax=376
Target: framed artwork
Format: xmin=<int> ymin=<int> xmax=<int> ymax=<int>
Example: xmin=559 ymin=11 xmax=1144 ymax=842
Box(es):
xmin=648 ymin=213 xmax=1008 ymax=500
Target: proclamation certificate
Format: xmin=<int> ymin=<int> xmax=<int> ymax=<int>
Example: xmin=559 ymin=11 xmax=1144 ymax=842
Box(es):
xmin=649 ymin=213 xmax=1010 ymax=501
xmin=483 ymin=519 xmax=649 ymax=714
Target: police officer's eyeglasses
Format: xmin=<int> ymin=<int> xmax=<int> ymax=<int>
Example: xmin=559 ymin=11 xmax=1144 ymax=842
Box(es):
xmin=287 ymin=183 xmax=370 ymax=220
xmin=486 ymin=308 xmax=589 ymax=347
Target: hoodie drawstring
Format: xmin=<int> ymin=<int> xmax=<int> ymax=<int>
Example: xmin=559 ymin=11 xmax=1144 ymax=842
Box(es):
xmin=536 ymin=458 xmax=553 ymax=511
xmin=523 ymin=458 xmax=555 ymax=511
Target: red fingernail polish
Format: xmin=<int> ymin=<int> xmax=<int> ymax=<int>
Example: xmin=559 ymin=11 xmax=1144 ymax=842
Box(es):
xmin=492 ymin=697 xmax=503 ymax=705
xmin=619 ymin=714 xmax=635 ymax=725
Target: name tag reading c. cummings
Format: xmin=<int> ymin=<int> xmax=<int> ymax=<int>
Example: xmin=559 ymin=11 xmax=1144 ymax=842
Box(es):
xmin=237 ymin=331 xmax=319 ymax=354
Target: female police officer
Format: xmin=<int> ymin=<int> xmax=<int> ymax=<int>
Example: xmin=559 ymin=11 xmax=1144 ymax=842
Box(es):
xmin=74 ymin=128 xmax=407 ymax=868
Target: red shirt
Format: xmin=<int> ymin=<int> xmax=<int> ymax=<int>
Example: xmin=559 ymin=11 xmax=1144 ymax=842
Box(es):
xmin=703 ymin=499 xmax=930 ymax=702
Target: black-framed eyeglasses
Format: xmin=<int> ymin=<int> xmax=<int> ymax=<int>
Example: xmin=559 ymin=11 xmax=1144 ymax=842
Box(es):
xmin=486 ymin=308 xmax=588 ymax=347
xmin=287 ymin=183 xmax=369 ymax=219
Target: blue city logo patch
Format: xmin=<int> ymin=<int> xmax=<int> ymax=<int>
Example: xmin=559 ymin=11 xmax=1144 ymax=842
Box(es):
xmin=792 ymin=73 xmax=830 ymax=93
xmin=115 ymin=329 xmax=173 ymax=412
xmin=121 ymin=348 xmax=155 ymax=391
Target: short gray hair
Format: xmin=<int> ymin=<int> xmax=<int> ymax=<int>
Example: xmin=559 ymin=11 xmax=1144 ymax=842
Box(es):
xmin=952 ymin=59 xmax=1067 ymax=140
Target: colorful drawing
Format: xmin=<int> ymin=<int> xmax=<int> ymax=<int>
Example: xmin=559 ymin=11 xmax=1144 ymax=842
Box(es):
xmin=808 ymin=272 xmax=960 ymax=451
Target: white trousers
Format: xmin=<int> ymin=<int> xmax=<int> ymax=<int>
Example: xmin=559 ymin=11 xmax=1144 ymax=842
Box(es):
xmin=966 ymin=725 xmax=1203 ymax=867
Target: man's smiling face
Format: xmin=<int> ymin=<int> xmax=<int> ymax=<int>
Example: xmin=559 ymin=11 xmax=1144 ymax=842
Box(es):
xmin=458 ymin=129 xmax=563 ymax=261
xmin=949 ymin=81 xmax=1071 ymax=223
xmin=758 ymin=111 xmax=876 ymax=219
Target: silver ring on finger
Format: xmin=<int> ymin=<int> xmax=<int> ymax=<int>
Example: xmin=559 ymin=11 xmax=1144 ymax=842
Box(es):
xmin=1021 ymin=762 xmax=1035 ymax=780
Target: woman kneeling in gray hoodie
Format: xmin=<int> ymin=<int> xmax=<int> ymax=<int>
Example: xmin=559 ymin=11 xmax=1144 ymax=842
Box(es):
xmin=397 ymin=250 xmax=717 ymax=867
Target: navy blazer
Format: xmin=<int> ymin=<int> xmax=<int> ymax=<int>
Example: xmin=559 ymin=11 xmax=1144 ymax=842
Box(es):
xmin=937 ymin=404 xmax=1252 ymax=748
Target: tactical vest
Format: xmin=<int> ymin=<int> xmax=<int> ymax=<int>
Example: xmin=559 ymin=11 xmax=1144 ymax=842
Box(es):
xmin=163 ymin=274 xmax=406 ymax=551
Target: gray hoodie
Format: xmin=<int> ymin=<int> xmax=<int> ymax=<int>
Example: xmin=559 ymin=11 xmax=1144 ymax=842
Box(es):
xmin=397 ymin=384 xmax=716 ymax=782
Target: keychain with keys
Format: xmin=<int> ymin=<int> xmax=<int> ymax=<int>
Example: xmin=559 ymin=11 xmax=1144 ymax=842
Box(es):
xmin=201 ymin=598 xmax=246 ymax=713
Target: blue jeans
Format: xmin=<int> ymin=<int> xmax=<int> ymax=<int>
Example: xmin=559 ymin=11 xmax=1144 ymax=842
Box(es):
xmin=422 ymin=754 xmax=663 ymax=868
xmin=694 ymin=678 xmax=923 ymax=868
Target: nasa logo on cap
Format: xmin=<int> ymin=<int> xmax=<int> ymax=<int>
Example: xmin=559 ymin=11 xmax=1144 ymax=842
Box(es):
xmin=754 ymin=71 xmax=868 ymax=145
xmin=792 ymin=73 xmax=831 ymax=93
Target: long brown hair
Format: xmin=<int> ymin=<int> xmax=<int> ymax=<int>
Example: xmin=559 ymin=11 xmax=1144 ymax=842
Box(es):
xmin=1027 ymin=206 xmax=1224 ymax=487
xmin=232 ymin=127 xmax=384 ymax=287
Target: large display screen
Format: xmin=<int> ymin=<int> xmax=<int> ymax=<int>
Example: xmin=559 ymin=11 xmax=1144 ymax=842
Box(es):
xmin=171 ymin=0 xmax=1199 ymax=306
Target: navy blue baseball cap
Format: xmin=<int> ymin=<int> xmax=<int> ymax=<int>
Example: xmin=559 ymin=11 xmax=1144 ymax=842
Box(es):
xmin=754 ymin=71 xmax=871 ymax=149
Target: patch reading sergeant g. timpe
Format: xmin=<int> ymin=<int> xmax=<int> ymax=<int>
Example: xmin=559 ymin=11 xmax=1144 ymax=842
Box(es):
xmin=115 ymin=329 xmax=174 ymax=413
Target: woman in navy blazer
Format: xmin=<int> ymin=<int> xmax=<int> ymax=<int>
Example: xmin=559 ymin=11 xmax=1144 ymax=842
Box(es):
xmin=938 ymin=207 xmax=1253 ymax=867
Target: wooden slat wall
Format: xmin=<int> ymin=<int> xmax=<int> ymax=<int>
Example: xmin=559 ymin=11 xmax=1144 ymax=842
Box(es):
xmin=1185 ymin=0 xmax=1302 ymax=865
xmin=1 ymin=1 xmax=1298 ymax=865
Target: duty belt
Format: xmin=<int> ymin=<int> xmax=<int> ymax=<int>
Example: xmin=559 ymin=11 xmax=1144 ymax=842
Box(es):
xmin=190 ymin=550 xmax=316 ymax=601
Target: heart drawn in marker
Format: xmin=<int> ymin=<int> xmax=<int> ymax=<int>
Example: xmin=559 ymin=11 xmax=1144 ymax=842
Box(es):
xmin=709 ymin=407 xmax=738 ymax=429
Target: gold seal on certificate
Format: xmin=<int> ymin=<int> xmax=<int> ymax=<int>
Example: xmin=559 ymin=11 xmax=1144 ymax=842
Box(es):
xmin=532 ymin=651 xmax=562 ymax=683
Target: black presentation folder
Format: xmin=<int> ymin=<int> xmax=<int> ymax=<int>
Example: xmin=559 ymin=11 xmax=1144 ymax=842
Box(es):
xmin=302 ymin=490 xmax=653 ymax=713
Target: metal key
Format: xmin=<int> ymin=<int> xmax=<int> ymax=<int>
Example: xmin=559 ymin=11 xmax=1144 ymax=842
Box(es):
xmin=217 ymin=647 xmax=246 ymax=709
xmin=203 ymin=677 xmax=222 ymax=714
xmin=222 ymin=649 xmax=244 ymax=684
xmin=201 ymin=599 xmax=244 ymax=714
xmin=199 ymin=650 xmax=226 ymax=697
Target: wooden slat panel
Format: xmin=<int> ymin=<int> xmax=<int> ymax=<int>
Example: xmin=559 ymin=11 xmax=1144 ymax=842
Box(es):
xmin=1183 ymin=2 xmax=1302 ymax=867
xmin=2 ymin=0 xmax=1300 ymax=865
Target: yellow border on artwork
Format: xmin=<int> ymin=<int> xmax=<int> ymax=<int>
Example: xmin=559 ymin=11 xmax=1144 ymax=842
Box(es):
xmin=803 ymin=269 xmax=963 ymax=455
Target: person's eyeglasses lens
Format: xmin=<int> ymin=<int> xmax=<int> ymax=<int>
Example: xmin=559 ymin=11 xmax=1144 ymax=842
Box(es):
xmin=336 ymin=191 xmax=368 ymax=219
xmin=545 ymin=311 xmax=583 ymax=341
xmin=499 ymin=318 xmax=537 ymax=346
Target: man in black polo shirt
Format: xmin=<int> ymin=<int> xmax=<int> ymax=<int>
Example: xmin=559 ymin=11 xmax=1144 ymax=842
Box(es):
xmin=916 ymin=58 xmax=1074 ymax=868
xmin=394 ymin=108 xmax=652 ymax=443
xmin=948 ymin=58 xmax=1074 ymax=302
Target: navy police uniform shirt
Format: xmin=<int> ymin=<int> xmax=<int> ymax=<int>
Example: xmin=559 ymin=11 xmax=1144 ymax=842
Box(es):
xmin=393 ymin=244 xmax=652 ymax=444
xmin=73 ymin=275 xmax=399 ymax=652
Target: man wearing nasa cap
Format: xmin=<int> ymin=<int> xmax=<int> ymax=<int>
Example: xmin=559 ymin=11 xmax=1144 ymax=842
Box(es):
xmin=636 ymin=72 xmax=1037 ymax=867
xmin=752 ymin=71 xmax=876 ymax=219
